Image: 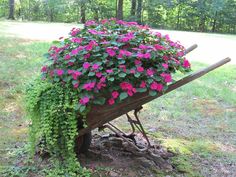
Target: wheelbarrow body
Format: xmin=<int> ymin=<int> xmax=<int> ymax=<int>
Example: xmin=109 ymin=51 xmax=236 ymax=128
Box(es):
xmin=75 ymin=44 xmax=231 ymax=153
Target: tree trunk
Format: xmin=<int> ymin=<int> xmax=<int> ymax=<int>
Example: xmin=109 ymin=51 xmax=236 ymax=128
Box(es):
xmin=211 ymin=11 xmax=217 ymax=33
xmin=8 ymin=0 xmax=15 ymax=20
xmin=80 ymin=2 xmax=86 ymax=23
xmin=137 ymin=0 xmax=142 ymax=24
xmin=117 ymin=0 xmax=123 ymax=20
xmin=131 ymin=0 xmax=136 ymax=16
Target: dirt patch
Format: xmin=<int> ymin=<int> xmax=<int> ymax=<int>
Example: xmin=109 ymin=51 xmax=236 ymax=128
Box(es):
xmin=78 ymin=134 xmax=177 ymax=176
xmin=193 ymin=99 xmax=224 ymax=117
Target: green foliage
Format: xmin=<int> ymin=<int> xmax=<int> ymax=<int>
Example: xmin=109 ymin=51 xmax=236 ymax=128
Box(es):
xmin=25 ymin=78 xmax=90 ymax=176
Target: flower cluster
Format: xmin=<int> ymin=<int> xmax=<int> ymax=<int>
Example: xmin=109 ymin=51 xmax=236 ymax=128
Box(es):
xmin=41 ymin=18 xmax=191 ymax=112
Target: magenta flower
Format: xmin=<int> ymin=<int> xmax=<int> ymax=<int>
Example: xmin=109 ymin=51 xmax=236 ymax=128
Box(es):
xmin=140 ymin=81 xmax=146 ymax=88
xmin=162 ymin=63 xmax=169 ymax=69
xmin=41 ymin=66 xmax=47 ymax=72
xmin=71 ymin=49 xmax=79 ymax=55
xmin=106 ymin=69 xmax=113 ymax=73
xmin=83 ymin=62 xmax=90 ymax=69
xmin=112 ymin=91 xmax=119 ymax=99
xmin=84 ymin=53 xmax=91 ymax=59
xmin=183 ymin=59 xmax=191 ymax=68
xmin=72 ymin=71 xmax=82 ymax=80
xmin=160 ymin=73 xmax=172 ymax=83
xmin=130 ymin=69 xmax=136 ymax=74
xmin=96 ymin=72 xmax=102 ymax=78
xmin=127 ymin=90 xmax=134 ymax=96
xmin=56 ymin=69 xmax=64 ymax=76
xmin=134 ymin=59 xmax=141 ymax=65
xmin=71 ymin=37 xmax=83 ymax=44
xmin=150 ymin=82 xmax=163 ymax=91
xmin=154 ymin=44 xmax=165 ymax=50
xmin=143 ymin=53 xmax=151 ymax=59
xmin=67 ymin=70 xmax=74 ymax=74
xmin=85 ymin=44 xmax=93 ymax=51
xmin=106 ymin=48 xmax=116 ymax=57
xmin=83 ymin=82 xmax=96 ymax=91
xmin=108 ymin=98 xmax=115 ymax=105
xmin=137 ymin=66 xmax=144 ymax=72
xmin=139 ymin=44 xmax=148 ymax=50
xmin=80 ymin=96 xmax=90 ymax=105
xmin=146 ymin=68 xmax=155 ymax=76
xmin=73 ymin=83 xmax=79 ymax=88
xmin=64 ymin=54 xmax=71 ymax=60
xmin=137 ymin=53 xmax=144 ymax=58
xmin=92 ymin=64 xmax=100 ymax=70
xmin=120 ymin=82 xmax=133 ymax=91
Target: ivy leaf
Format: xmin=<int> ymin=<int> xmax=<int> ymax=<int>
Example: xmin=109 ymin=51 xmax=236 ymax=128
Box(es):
xmin=136 ymin=88 xmax=147 ymax=93
xmin=118 ymin=72 xmax=126 ymax=78
xmin=149 ymin=90 xmax=157 ymax=96
xmin=93 ymin=97 xmax=106 ymax=105
xmin=119 ymin=92 xmax=128 ymax=100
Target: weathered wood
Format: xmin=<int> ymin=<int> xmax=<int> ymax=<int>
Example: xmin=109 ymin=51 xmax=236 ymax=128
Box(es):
xmin=78 ymin=54 xmax=231 ymax=137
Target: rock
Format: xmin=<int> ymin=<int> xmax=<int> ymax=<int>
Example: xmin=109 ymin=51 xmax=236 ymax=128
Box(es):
xmin=109 ymin=171 xmax=119 ymax=177
xmin=136 ymin=157 xmax=156 ymax=168
xmin=148 ymin=127 xmax=158 ymax=132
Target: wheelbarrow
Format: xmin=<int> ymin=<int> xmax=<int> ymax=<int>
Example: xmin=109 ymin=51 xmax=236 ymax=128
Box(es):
xmin=75 ymin=44 xmax=231 ymax=154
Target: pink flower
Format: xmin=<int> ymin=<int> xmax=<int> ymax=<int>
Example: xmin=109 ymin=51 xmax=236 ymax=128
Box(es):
xmin=83 ymin=62 xmax=90 ymax=69
xmin=143 ymin=53 xmax=151 ymax=59
xmin=85 ymin=44 xmax=93 ymax=51
xmin=84 ymin=53 xmax=91 ymax=59
xmin=183 ymin=59 xmax=191 ymax=68
xmin=139 ymin=44 xmax=148 ymax=50
xmin=154 ymin=44 xmax=165 ymax=50
xmin=120 ymin=82 xmax=133 ymax=91
xmin=163 ymin=55 xmax=169 ymax=61
xmin=96 ymin=72 xmax=102 ymax=78
xmin=73 ymin=83 xmax=79 ymax=88
xmin=72 ymin=71 xmax=82 ymax=80
xmin=160 ymin=73 xmax=172 ymax=83
xmin=92 ymin=64 xmax=100 ymax=70
xmin=41 ymin=66 xmax=47 ymax=72
xmin=71 ymin=49 xmax=79 ymax=55
xmin=106 ymin=69 xmax=113 ymax=73
xmin=162 ymin=63 xmax=168 ymax=69
xmin=134 ymin=60 xmax=141 ymax=65
xmin=137 ymin=53 xmax=144 ymax=58
xmin=71 ymin=37 xmax=83 ymax=43
xmin=106 ymin=48 xmax=116 ymax=57
xmin=177 ymin=51 xmax=184 ymax=57
xmin=137 ymin=66 xmax=144 ymax=72
xmin=56 ymin=69 xmax=64 ymax=76
xmin=112 ymin=91 xmax=119 ymax=99
xmin=68 ymin=70 xmax=74 ymax=74
xmin=146 ymin=68 xmax=155 ymax=76
xmin=80 ymin=96 xmax=90 ymax=105
xmin=64 ymin=54 xmax=71 ymax=60
xmin=108 ymin=98 xmax=115 ymax=105
xmin=130 ymin=69 xmax=136 ymax=74
xmin=140 ymin=81 xmax=146 ymax=88
xmin=71 ymin=28 xmax=80 ymax=36
xmin=83 ymin=82 xmax=96 ymax=91
xmin=127 ymin=90 xmax=134 ymax=96
xmin=150 ymin=82 xmax=163 ymax=91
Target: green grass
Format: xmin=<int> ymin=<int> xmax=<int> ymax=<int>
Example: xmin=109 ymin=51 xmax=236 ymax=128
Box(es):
xmin=0 ymin=27 xmax=236 ymax=176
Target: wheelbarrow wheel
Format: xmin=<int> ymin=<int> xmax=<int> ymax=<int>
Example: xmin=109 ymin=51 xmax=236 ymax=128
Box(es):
xmin=75 ymin=132 xmax=92 ymax=154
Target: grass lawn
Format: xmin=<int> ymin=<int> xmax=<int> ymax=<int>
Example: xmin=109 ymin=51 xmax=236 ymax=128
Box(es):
xmin=0 ymin=21 xmax=235 ymax=177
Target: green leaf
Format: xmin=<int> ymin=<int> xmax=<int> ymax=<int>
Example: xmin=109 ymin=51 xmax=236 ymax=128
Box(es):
xmin=134 ymin=72 xmax=141 ymax=78
xmin=93 ymin=97 xmax=106 ymax=105
xmin=119 ymin=92 xmax=128 ymax=100
xmin=118 ymin=72 xmax=126 ymax=78
xmin=149 ymin=90 xmax=157 ymax=96
xmin=79 ymin=105 xmax=86 ymax=112
xmin=52 ymin=40 xmax=60 ymax=45
xmin=54 ymin=77 xmax=60 ymax=82
xmin=136 ymin=88 xmax=147 ymax=93
xmin=108 ymin=77 xmax=115 ymax=81
xmin=88 ymin=72 xmax=95 ymax=76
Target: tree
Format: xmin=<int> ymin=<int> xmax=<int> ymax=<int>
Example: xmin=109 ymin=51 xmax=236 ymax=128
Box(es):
xmin=137 ymin=0 xmax=142 ymax=23
xmin=131 ymin=0 xmax=136 ymax=16
xmin=8 ymin=0 xmax=15 ymax=19
xmin=117 ymin=0 xmax=123 ymax=20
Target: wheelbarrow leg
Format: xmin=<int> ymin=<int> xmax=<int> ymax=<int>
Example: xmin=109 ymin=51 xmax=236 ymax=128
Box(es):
xmin=102 ymin=106 xmax=152 ymax=152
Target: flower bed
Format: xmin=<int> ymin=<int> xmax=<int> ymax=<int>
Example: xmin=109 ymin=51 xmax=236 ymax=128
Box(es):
xmin=26 ymin=18 xmax=191 ymax=175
